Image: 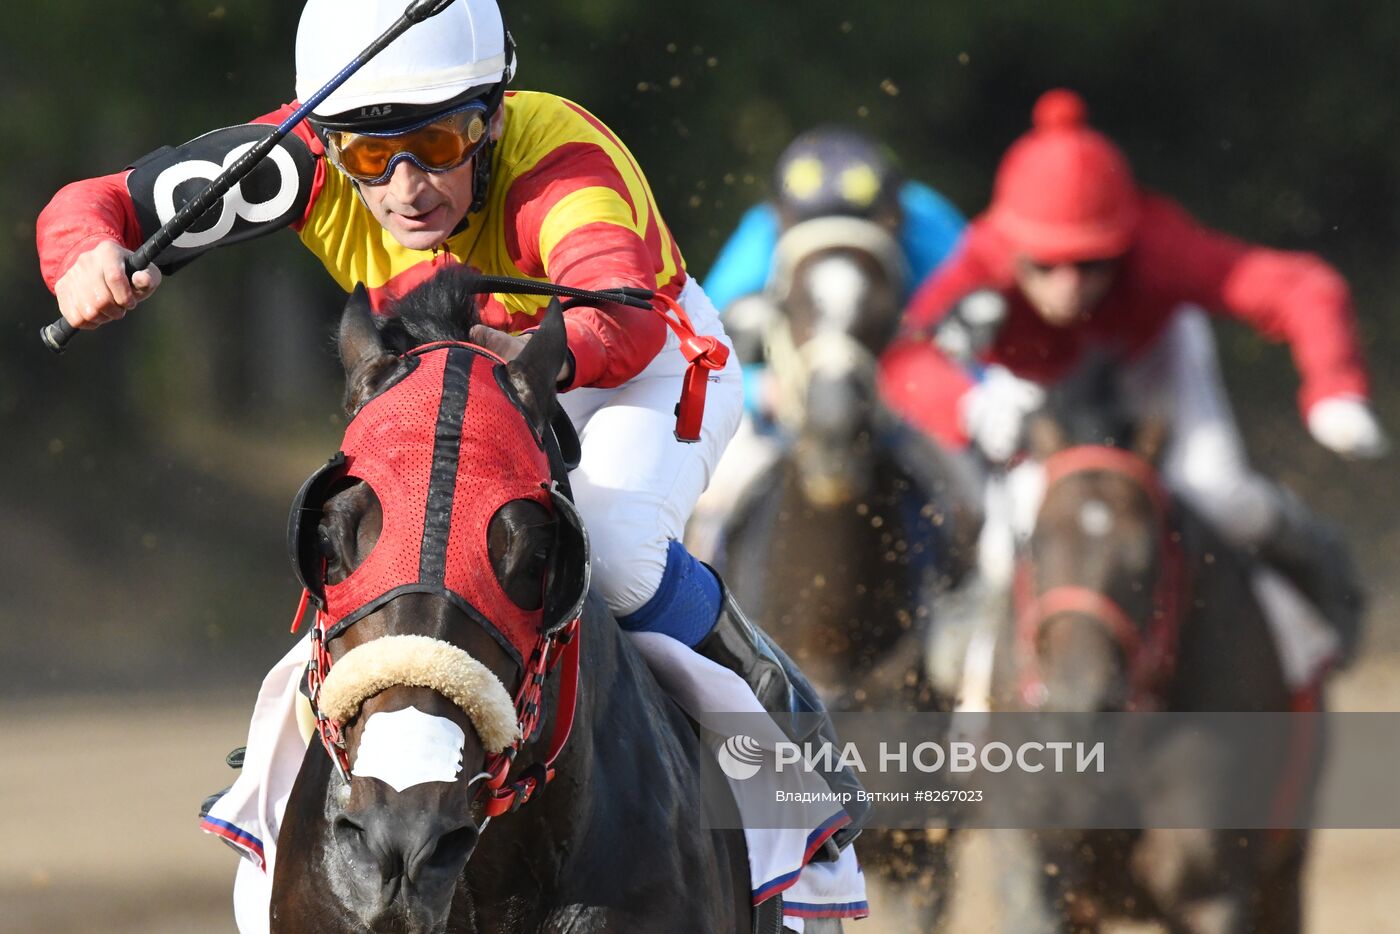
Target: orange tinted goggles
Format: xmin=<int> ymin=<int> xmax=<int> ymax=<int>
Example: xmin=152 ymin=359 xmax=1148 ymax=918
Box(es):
xmin=325 ymin=102 xmax=490 ymax=185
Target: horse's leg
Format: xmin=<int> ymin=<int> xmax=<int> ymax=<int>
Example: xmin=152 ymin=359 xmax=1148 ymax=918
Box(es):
xmin=981 ymin=830 xmax=1065 ymax=934
xmin=1249 ymin=833 xmax=1306 ymax=934
xmin=1133 ymin=829 xmax=1261 ymax=934
xmin=852 ymin=828 xmax=955 ymax=930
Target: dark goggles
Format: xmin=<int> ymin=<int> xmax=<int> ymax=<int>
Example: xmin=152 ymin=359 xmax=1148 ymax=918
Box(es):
xmin=324 ymin=100 xmax=490 ymax=186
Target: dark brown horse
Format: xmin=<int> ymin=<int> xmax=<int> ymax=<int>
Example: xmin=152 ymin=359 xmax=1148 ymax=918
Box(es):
xmin=987 ymin=387 xmax=1317 ymax=934
xmin=715 ymin=218 xmax=980 ymax=928
xmin=269 ymin=271 xmax=762 ymax=933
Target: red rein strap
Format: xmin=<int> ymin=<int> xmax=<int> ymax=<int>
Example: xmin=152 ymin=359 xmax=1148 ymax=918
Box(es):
xmin=480 ymin=618 xmax=581 ymax=817
xmin=651 ymin=292 xmax=730 ymax=443
xmin=1015 ymin=447 xmax=1187 ymax=711
xmin=1042 ymin=445 xmax=1170 ymax=518
xmin=291 ymin=593 xmax=354 ymax=778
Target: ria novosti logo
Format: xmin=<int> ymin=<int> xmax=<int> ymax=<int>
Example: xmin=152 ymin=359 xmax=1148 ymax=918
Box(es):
xmin=716 ymin=734 xmax=1106 ymax=780
xmin=715 ymin=734 xmax=765 ymax=780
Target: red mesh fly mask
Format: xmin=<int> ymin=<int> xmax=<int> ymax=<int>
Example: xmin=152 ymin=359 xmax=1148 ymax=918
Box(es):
xmin=289 ymin=342 xmax=588 ymax=666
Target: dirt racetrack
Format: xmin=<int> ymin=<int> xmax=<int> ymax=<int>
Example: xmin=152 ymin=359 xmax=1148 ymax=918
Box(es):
xmin=4 ymin=658 xmax=1400 ymax=934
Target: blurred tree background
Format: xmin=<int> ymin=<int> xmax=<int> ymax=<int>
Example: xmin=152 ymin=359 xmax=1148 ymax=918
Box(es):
xmin=4 ymin=0 xmax=1398 ymax=695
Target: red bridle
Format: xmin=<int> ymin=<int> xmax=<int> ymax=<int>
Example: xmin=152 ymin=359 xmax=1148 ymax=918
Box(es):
xmin=288 ymin=340 xmax=588 ymax=816
xmin=291 ymin=590 xmax=581 ymax=817
xmin=1014 ymin=445 xmax=1187 ymax=711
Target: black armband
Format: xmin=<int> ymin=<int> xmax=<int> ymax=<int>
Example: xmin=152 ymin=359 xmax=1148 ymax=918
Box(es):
xmin=126 ymin=124 xmax=319 ymax=270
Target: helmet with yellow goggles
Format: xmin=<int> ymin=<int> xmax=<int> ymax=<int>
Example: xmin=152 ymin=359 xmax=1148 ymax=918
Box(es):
xmin=323 ymin=99 xmax=491 ymax=185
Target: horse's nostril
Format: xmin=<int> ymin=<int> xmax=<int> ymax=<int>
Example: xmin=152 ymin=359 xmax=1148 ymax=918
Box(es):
xmin=411 ymin=823 xmax=480 ymax=882
xmin=332 ymin=815 xmax=367 ymax=849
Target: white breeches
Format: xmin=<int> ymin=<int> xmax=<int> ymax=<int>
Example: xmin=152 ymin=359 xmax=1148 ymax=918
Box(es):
xmin=557 ymin=277 xmax=744 ymax=615
xmin=1120 ymin=306 xmax=1281 ymax=545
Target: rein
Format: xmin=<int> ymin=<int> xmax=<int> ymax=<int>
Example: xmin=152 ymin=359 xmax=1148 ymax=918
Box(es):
xmin=1014 ymin=445 xmax=1187 ymax=711
xmin=458 ymin=273 xmax=730 ymax=443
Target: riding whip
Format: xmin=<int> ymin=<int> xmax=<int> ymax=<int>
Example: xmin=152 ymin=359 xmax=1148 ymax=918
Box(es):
xmin=40 ymin=0 xmax=459 ymax=354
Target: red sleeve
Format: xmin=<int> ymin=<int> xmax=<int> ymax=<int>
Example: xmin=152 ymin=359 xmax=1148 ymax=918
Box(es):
xmin=36 ymin=171 xmax=140 ymax=292
xmin=504 ymin=143 xmax=668 ymax=389
xmin=879 ymin=338 xmax=975 ymax=450
xmin=879 ymin=222 xmax=1008 ymax=448
xmin=547 ymin=223 xmax=667 ymax=389
xmin=1142 ymin=197 xmax=1369 ymax=414
xmin=901 ymin=225 xmax=999 ymax=336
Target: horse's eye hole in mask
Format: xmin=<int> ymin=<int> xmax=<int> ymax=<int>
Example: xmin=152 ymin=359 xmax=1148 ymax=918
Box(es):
xmin=488 ymin=499 xmax=556 ymax=612
xmin=319 ymin=479 xmax=383 ymax=585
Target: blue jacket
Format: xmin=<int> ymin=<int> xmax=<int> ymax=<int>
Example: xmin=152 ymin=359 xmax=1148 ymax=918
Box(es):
xmin=701 ymin=180 xmax=965 ymax=415
xmin=702 ymin=180 xmax=966 ymax=313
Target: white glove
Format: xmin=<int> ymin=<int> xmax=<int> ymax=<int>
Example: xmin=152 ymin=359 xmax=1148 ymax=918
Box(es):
xmin=1307 ymin=396 xmax=1390 ymax=459
xmin=960 ymin=365 xmax=1047 ymax=462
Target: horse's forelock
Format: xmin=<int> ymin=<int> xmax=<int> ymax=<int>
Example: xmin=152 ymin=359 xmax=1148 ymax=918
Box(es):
xmin=379 ymin=266 xmax=486 ymax=349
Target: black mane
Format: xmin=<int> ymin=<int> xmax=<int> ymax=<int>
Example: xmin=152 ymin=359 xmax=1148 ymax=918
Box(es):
xmin=376 ymin=265 xmax=485 ymax=352
xmin=1043 ymin=351 xmax=1138 ymax=449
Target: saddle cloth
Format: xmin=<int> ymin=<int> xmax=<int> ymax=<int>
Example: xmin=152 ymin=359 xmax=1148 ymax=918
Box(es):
xmin=203 ymin=632 xmax=868 ymax=932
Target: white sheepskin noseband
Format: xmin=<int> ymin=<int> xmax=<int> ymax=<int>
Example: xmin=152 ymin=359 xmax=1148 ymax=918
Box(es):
xmin=318 ymin=634 xmax=520 ymax=754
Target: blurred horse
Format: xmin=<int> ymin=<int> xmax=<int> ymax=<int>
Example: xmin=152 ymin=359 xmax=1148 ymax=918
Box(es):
xmin=713 ymin=217 xmax=980 ymax=927
xmin=987 ymin=364 xmax=1317 ymax=934
xmin=269 ymin=272 xmax=761 ymax=933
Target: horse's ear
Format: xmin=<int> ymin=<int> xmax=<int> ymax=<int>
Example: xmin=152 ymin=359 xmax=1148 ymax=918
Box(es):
xmin=339 ymin=284 xmax=386 ymax=374
xmin=1133 ymin=414 xmax=1170 ymax=466
xmin=338 ymin=283 xmax=397 ymax=414
xmin=504 ymin=298 xmax=566 ymax=438
xmin=1026 ymin=412 xmax=1070 ymax=461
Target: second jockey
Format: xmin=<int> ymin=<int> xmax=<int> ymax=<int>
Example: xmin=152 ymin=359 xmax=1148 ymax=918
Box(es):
xmin=36 ymin=0 xmax=868 ymax=899
xmin=881 ymin=89 xmax=1387 ymax=665
xmin=704 ymin=125 xmax=966 ymax=418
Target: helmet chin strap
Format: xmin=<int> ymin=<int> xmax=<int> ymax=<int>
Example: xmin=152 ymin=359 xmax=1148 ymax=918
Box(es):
xmin=468 ymin=138 xmax=495 ymax=215
xmin=466 ymin=31 xmax=512 ymax=216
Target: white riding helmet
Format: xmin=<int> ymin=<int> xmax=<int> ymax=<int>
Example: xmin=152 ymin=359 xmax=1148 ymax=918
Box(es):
xmin=296 ymin=0 xmax=515 ymax=130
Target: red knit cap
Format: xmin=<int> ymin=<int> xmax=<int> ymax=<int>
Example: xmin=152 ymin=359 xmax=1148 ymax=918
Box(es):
xmin=988 ymin=89 xmax=1139 ymax=264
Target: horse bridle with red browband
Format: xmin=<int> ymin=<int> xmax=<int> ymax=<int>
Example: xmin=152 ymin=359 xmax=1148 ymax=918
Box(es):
xmin=1014 ymin=445 xmax=1189 ymax=711
xmin=287 ymin=339 xmax=590 ymax=818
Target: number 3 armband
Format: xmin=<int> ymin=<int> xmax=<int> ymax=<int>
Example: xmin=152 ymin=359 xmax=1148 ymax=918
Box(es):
xmin=125 ymin=123 xmax=319 ymax=270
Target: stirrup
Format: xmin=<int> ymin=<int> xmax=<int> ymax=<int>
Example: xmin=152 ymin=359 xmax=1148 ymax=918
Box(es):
xmin=1258 ymin=491 xmax=1366 ymax=663
xmin=198 ymin=746 xmax=246 ymax=818
xmin=695 ymin=579 xmax=871 ymax=857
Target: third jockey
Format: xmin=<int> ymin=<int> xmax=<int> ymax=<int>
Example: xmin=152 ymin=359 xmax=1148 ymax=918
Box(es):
xmin=880 ymin=88 xmax=1388 ymax=666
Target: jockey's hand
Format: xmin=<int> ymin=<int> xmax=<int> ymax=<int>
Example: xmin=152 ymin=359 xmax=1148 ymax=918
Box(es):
xmin=54 ymin=239 xmax=162 ymax=330
xmin=960 ymin=365 xmax=1046 ymax=463
xmin=468 ymin=324 xmax=574 ymax=387
xmin=1307 ymin=396 xmax=1390 ymax=459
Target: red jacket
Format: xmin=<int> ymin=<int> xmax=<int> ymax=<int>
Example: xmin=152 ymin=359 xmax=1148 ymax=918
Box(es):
xmin=879 ymin=193 xmax=1370 ymax=448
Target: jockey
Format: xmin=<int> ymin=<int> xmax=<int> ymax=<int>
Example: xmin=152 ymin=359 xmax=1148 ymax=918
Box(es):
xmin=880 ymin=89 xmax=1388 ymax=664
xmin=703 ymin=125 xmax=965 ymax=419
xmin=687 ymin=128 xmax=966 ymax=562
xmin=37 ymin=0 xmax=865 ymax=858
